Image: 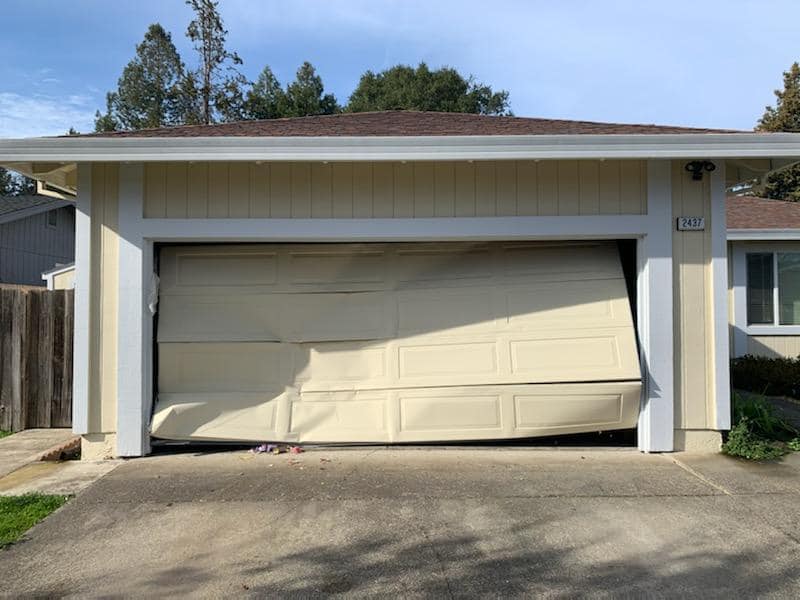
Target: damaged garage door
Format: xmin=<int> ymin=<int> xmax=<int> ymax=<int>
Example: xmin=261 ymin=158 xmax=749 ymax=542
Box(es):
xmin=151 ymin=242 xmax=641 ymax=442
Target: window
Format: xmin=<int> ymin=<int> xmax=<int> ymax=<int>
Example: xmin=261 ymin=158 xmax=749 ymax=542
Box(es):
xmin=746 ymin=252 xmax=800 ymax=326
xmin=46 ymin=210 xmax=57 ymax=229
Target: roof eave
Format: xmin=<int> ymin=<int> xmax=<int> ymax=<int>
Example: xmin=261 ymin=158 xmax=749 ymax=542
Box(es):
xmin=727 ymin=228 xmax=800 ymax=241
xmin=2 ymin=132 xmax=800 ymax=162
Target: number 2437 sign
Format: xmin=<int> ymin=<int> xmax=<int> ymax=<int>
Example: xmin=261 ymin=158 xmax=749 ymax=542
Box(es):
xmin=677 ymin=216 xmax=705 ymax=231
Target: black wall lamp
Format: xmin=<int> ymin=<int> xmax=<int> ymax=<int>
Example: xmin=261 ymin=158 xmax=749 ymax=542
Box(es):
xmin=685 ymin=160 xmax=716 ymax=181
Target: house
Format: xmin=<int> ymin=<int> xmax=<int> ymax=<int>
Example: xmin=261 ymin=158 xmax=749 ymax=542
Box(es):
xmin=41 ymin=261 xmax=75 ymax=290
xmin=728 ymin=195 xmax=800 ymax=358
xmin=0 ymin=195 xmax=75 ymax=285
xmin=2 ymin=110 xmax=800 ymax=459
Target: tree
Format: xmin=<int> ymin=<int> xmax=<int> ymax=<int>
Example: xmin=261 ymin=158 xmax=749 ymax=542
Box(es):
xmin=283 ymin=62 xmax=339 ymax=117
xmin=757 ymin=62 xmax=800 ymax=200
xmin=346 ymin=63 xmax=510 ymax=115
xmin=0 ymin=167 xmax=35 ymax=196
xmin=0 ymin=167 xmax=15 ymax=195
xmin=244 ymin=66 xmax=287 ymax=120
xmin=94 ymin=24 xmax=192 ymax=131
xmin=185 ymin=0 xmax=248 ymax=123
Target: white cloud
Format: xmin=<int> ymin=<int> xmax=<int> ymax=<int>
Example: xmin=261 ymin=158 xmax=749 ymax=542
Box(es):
xmin=0 ymin=92 xmax=97 ymax=138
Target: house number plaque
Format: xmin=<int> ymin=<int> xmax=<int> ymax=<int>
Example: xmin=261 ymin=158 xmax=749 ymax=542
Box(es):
xmin=676 ymin=216 xmax=705 ymax=231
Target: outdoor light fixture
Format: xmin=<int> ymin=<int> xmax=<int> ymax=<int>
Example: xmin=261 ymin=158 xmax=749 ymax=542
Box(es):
xmin=685 ymin=160 xmax=716 ymax=181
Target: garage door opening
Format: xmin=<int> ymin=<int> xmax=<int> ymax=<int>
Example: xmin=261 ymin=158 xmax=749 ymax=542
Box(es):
xmin=149 ymin=241 xmax=642 ymax=446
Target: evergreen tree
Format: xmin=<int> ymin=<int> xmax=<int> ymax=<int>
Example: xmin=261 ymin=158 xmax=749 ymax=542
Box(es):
xmin=94 ymin=24 xmax=191 ymax=131
xmin=244 ymin=66 xmax=287 ymax=120
xmin=346 ymin=63 xmax=510 ymax=115
xmin=283 ymin=62 xmax=339 ymax=117
xmin=0 ymin=167 xmax=15 ymax=195
xmin=0 ymin=167 xmax=35 ymax=196
xmin=757 ymin=62 xmax=800 ymax=200
xmin=185 ymin=0 xmax=248 ymax=123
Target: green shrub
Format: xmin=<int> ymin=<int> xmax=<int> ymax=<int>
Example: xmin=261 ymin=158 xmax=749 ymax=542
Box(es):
xmin=722 ymin=418 xmax=788 ymax=460
xmin=730 ymin=354 xmax=800 ymax=398
xmin=732 ymin=392 xmax=798 ymax=440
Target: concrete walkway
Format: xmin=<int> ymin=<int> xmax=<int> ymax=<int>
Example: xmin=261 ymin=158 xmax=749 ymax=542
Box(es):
xmin=0 ymin=429 xmax=120 ymax=496
xmin=2 ymin=448 xmax=800 ymax=598
xmin=0 ymin=429 xmax=76 ymax=478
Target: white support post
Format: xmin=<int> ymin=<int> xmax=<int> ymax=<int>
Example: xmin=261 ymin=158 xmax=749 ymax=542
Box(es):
xmin=116 ymin=163 xmax=152 ymax=457
xmin=72 ymin=164 xmax=92 ymax=435
xmin=637 ymin=160 xmax=674 ymax=452
xmin=710 ymin=163 xmax=731 ymax=430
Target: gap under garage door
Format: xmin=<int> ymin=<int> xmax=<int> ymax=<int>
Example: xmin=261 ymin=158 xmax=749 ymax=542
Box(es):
xmin=151 ymin=241 xmax=642 ymax=443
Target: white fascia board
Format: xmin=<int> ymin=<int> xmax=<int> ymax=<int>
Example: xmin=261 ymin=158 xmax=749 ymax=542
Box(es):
xmin=41 ymin=262 xmax=75 ymax=278
xmin=727 ymin=229 xmax=800 ymax=241
xmin=3 ymin=133 xmax=800 ymax=162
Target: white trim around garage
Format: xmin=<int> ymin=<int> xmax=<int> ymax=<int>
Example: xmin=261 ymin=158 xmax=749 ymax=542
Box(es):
xmin=108 ymin=160 xmax=675 ymax=456
xmin=636 ymin=160 xmax=674 ymax=452
xmin=71 ymin=164 xmax=91 ymax=435
xmin=710 ymin=163 xmax=731 ymax=430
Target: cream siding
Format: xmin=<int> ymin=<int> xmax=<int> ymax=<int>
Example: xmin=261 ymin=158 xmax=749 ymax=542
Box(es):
xmin=87 ymin=163 xmax=119 ymax=434
xmin=671 ymin=161 xmax=716 ymax=430
xmin=746 ymin=336 xmax=800 ymax=358
xmin=52 ymin=269 xmax=75 ymax=290
xmin=142 ymin=160 xmax=648 ymax=219
xmin=80 ymin=157 xmax=728 ymax=453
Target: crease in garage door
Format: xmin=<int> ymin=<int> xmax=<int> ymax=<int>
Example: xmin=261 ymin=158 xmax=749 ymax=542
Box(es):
xmin=150 ymin=242 xmax=642 ymax=443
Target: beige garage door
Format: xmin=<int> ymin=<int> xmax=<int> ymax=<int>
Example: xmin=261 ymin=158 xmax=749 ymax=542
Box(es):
xmin=151 ymin=242 xmax=641 ymax=442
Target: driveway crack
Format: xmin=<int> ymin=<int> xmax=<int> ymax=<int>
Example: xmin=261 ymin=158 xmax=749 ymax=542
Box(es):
xmin=665 ymin=455 xmax=733 ymax=496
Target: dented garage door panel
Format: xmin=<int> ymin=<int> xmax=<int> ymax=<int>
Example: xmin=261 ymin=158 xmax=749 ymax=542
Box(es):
xmin=151 ymin=242 xmax=641 ymax=443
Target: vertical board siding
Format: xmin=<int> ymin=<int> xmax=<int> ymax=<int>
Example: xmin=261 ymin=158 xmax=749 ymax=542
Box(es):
xmin=672 ymin=161 xmax=713 ymax=430
xmin=0 ymin=206 xmax=75 ymax=286
xmin=143 ymin=160 xmax=648 ymax=219
xmin=746 ymin=336 xmax=800 ymax=358
xmin=89 ymin=163 xmax=119 ymax=434
xmin=0 ymin=286 xmax=73 ymax=431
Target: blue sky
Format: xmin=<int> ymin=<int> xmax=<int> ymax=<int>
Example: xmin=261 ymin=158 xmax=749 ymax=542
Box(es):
xmin=0 ymin=0 xmax=798 ymax=137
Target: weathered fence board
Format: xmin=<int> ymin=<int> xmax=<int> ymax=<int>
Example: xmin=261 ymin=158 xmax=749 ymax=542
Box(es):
xmin=0 ymin=285 xmax=73 ymax=431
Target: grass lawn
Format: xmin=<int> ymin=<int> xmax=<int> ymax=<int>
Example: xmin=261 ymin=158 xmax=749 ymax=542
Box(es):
xmin=0 ymin=430 xmax=12 ymax=439
xmin=0 ymin=494 xmax=69 ymax=548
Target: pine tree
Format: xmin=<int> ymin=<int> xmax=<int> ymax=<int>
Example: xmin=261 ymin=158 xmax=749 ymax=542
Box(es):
xmin=185 ymin=0 xmax=248 ymax=123
xmin=283 ymin=62 xmax=339 ymax=117
xmin=94 ymin=24 xmax=191 ymax=131
xmin=0 ymin=167 xmax=35 ymax=196
xmin=244 ymin=66 xmax=287 ymax=120
xmin=757 ymin=62 xmax=800 ymax=200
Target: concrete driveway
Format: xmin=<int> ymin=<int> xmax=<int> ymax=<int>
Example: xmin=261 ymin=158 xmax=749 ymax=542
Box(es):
xmin=2 ymin=447 xmax=800 ymax=598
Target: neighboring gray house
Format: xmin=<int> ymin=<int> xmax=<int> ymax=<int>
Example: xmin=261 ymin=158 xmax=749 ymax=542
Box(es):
xmin=0 ymin=195 xmax=75 ymax=286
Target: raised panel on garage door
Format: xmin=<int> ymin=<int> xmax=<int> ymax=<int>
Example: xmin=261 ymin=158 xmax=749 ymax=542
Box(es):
xmin=152 ymin=242 xmax=641 ymax=442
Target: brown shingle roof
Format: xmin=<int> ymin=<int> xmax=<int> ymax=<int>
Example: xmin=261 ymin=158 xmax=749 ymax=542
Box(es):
xmin=727 ymin=196 xmax=800 ymax=229
xmin=80 ymin=110 xmax=742 ymax=138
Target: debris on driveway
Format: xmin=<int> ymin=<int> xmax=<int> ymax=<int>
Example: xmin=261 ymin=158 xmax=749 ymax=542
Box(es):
xmin=251 ymin=444 xmax=304 ymax=455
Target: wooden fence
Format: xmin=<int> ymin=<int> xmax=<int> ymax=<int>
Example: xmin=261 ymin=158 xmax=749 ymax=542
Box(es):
xmin=0 ymin=285 xmax=73 ymax=431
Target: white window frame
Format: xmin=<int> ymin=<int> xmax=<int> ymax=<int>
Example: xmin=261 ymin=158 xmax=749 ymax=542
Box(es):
xmin=732 ymin=242 xmax=800 ymax=356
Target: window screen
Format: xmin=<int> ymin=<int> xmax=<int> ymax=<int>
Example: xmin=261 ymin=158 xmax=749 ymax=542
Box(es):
xmin=747 ymin=253 xmax=774 ymax=325
xmin=778 ymin=253 xmax=800 ymax=325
